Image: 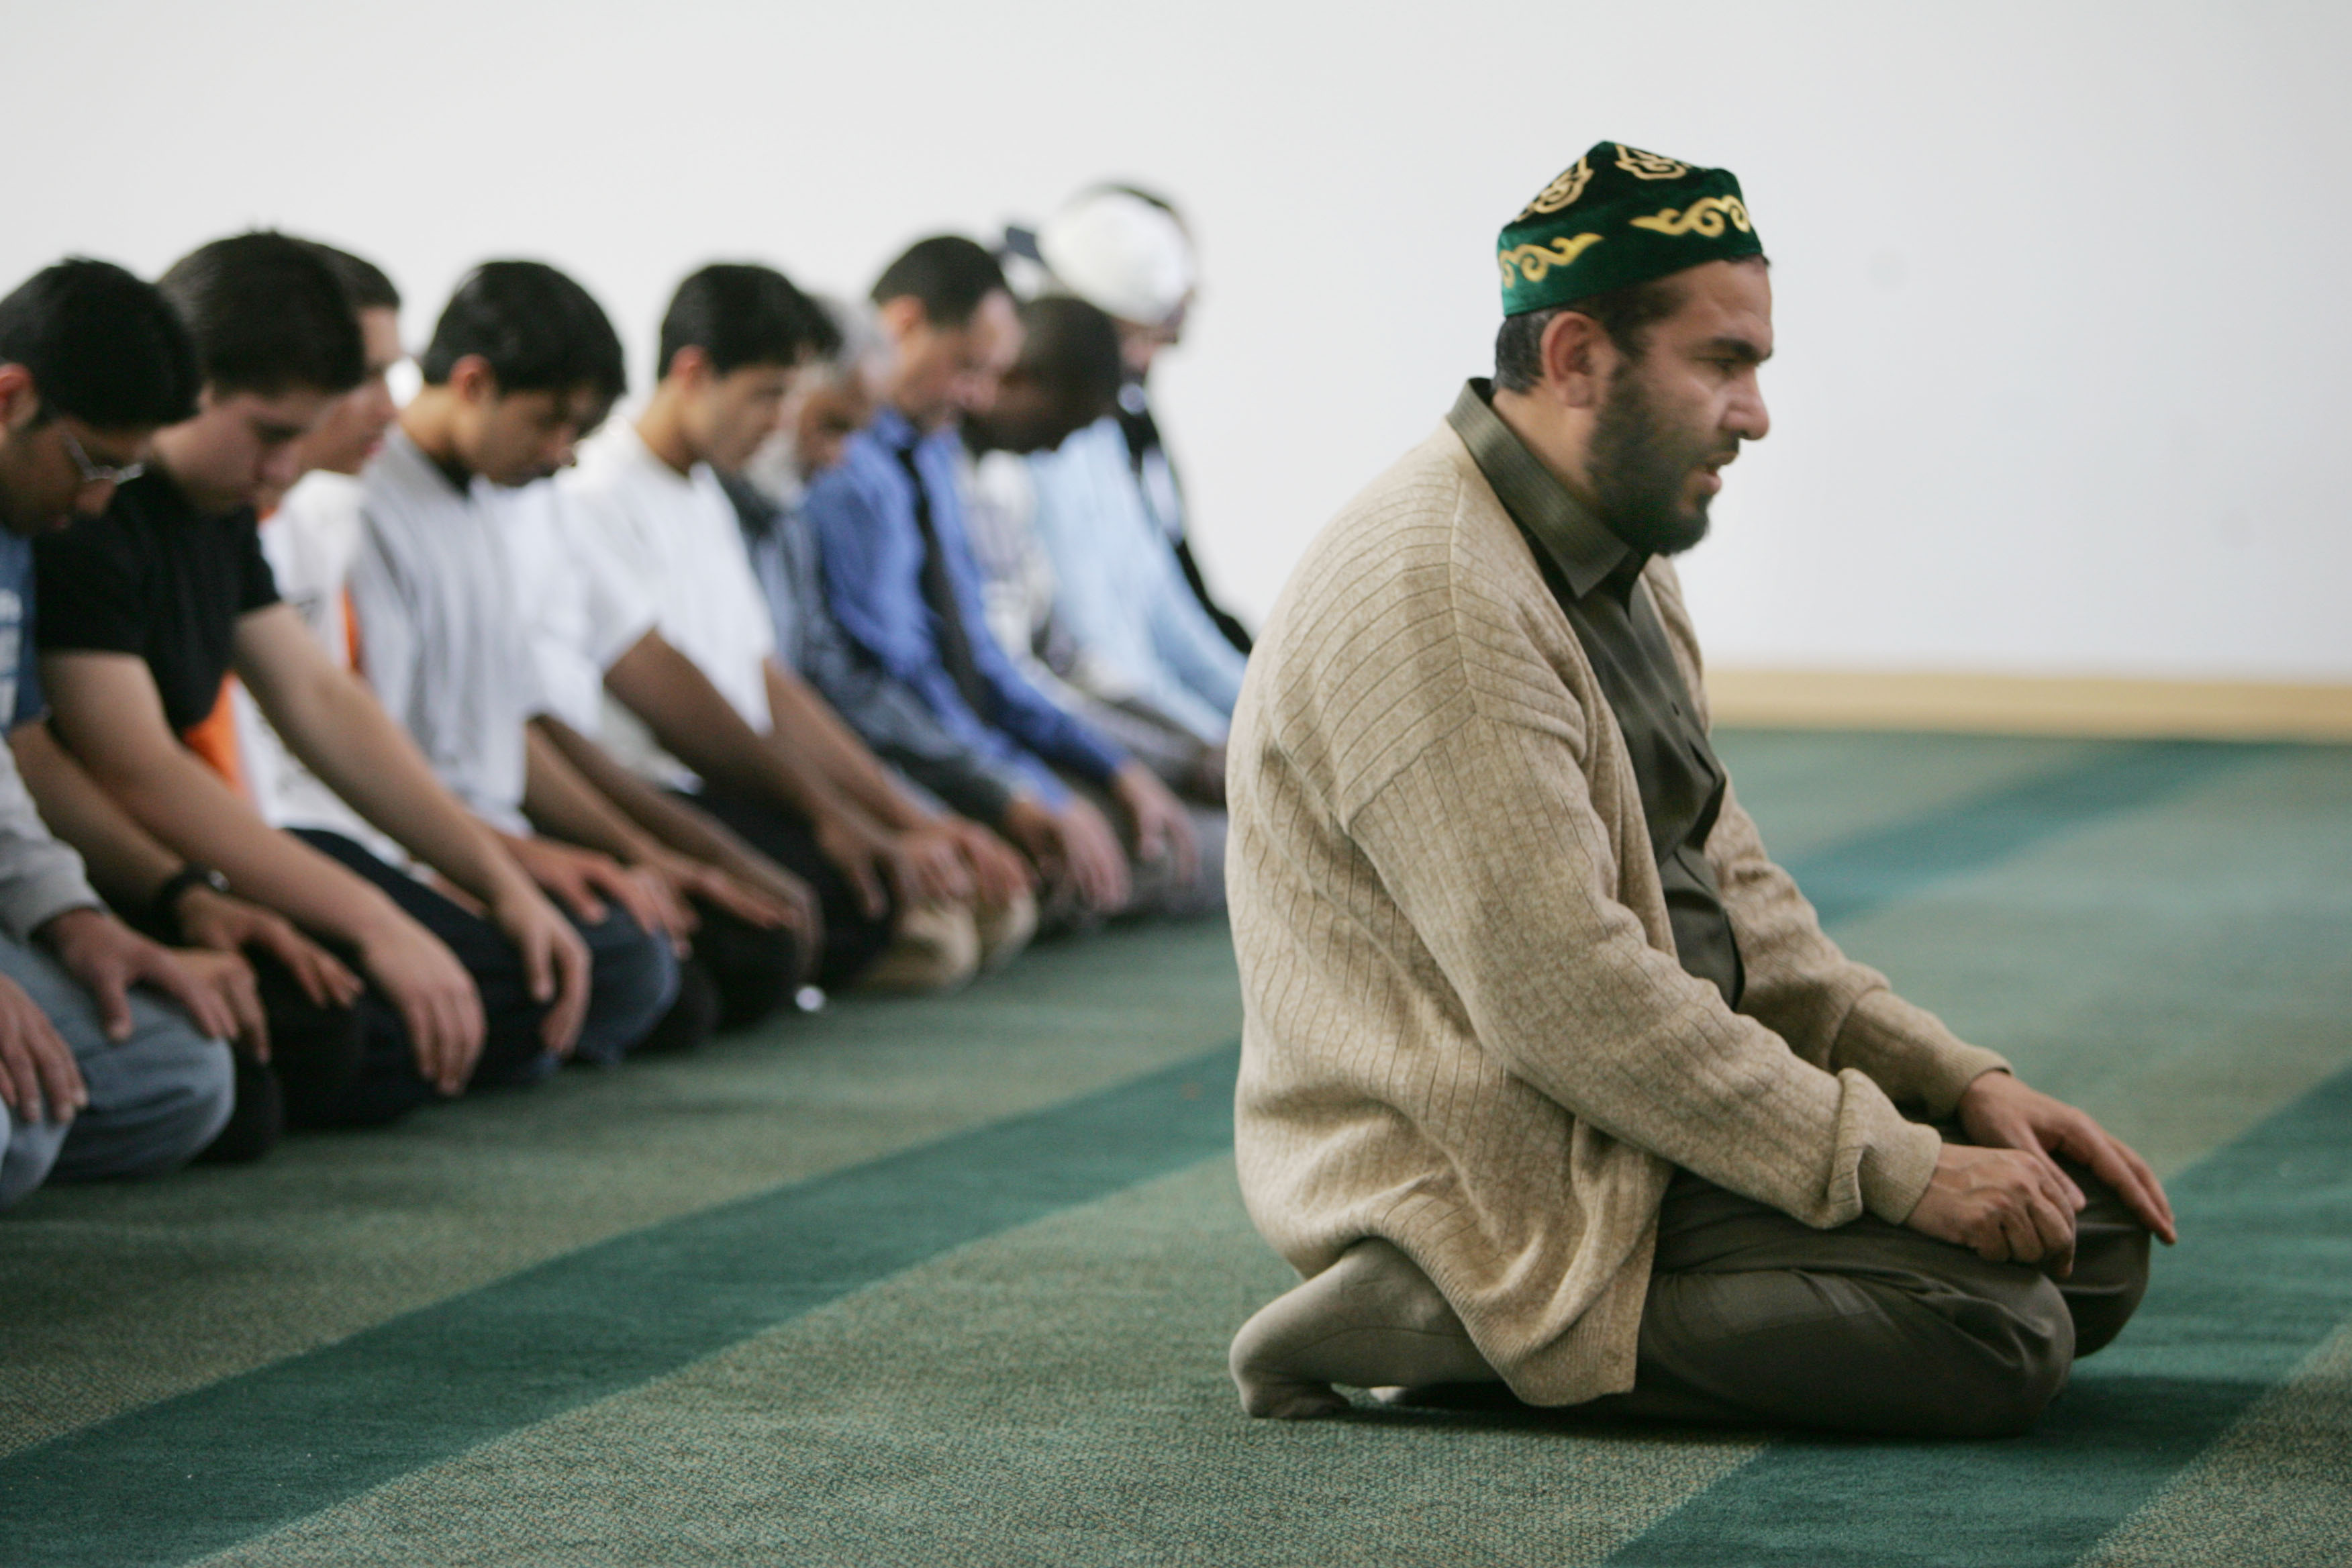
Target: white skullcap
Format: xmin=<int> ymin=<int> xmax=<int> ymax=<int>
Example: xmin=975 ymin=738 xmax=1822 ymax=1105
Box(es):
xmin=1038 ymin=190 xmax=1195 ymax=328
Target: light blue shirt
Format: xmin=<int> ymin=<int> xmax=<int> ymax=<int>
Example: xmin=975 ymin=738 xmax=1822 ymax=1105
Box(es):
xmin=0 ymin=530 xmax=99 ymax=940
xmin=1026 ymin=418 xmax=1246 ymax=744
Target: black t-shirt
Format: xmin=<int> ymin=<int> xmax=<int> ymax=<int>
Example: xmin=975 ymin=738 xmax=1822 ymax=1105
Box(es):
xmin=34 ymin=467 xmax=281 ymax=733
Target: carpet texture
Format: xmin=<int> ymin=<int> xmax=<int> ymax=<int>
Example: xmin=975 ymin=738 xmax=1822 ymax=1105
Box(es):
xmin=1 ymin=731 xmax=2345 ymax=1567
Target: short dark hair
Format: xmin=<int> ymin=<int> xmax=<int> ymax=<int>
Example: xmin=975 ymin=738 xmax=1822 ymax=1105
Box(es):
xmin=297 ymin=240 xmax=400 ymax=313
xmin=0 ymin=258 xmax=201 ymax=429
xmin=658 ymin=262 xmax=842 ymax=379
xmin=870 ymin=236 xmax=1007 ymax=328
xmin=419 ymin=260 xmax=625 ymax=400
xmin=157 ymin=232 xmax=366 ymax=398
xmin=1492 ymin=274 xmax=1685 ymax=394
xmin=1017 ymin=295 xmax=1124 ymax=415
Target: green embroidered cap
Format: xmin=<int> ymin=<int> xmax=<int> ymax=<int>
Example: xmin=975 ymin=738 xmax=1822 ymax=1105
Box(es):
xmin=1498 ymin=142 xmax=1763 ymax=316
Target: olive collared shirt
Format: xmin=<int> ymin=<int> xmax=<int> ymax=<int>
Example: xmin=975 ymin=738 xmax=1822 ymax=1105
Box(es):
xmin=1447 ymin=379 xmax=1745 ymax=1008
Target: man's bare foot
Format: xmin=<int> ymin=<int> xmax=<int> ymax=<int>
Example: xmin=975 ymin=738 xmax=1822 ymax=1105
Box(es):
xmin=1228 ymin=1238 xmax=1499 ymax=1418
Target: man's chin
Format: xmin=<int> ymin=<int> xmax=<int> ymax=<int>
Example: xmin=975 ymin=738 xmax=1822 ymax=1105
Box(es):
xmin=1616 ymin=503 xmax=1712 ymax=558
xmin=1655 ymin=521 xmax=1710 ymax=556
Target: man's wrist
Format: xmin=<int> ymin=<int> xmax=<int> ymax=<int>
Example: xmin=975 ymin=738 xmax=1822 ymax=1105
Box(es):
xmin=346 ymin=890 xmax=420 ymax=954
xmin=33 ymin=903 xmax=110 ymax=950
xmin=487 ymin=859 xmax=551 ymax=916
xmin=150 ymin=864 xmax=230 ymax=934
xmin=1955 ymin=1067 xmax=2015 ymax=1109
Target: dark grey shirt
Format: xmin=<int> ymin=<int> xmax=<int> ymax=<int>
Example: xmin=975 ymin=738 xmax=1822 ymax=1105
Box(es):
xmin=1447 ymin=380 xmax=1745 ymax=1008
xmin=720 ymin=471 xmax=1024 ymax=825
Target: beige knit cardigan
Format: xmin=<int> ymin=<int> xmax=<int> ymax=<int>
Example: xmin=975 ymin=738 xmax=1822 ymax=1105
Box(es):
xmin=1226 ymin=422 xmax=2009 ymax=1406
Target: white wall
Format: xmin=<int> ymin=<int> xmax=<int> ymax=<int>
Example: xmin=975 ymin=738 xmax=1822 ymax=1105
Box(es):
xmin=9 ymin=1 xmax=2347 ymax=679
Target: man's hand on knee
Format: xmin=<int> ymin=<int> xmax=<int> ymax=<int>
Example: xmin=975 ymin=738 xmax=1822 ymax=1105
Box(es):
xmin=1905 ymin=1143 xmax=2081 ymax=1274
xmin=1957 ymin=1071 xmax=2178 ymax=1245
xmin=0 ymin=973 xmax=84 ymax=1126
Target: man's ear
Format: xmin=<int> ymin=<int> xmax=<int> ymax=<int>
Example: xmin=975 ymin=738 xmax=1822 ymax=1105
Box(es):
xmin=875 ymin=295 xmax=928 ymax=345
xmin=1538 ymin=311 xmax=1613 ymax=411
xmin=664 ymin=344 xmax=712 ymax=390
xmin=448 ymin=354 xmax=499 ymax=405
xmin=0 ymin=364 xmax=35 ymax=430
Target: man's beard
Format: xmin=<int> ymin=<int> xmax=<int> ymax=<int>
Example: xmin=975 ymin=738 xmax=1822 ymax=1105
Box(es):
xmin=1587 ymin=362 xmax=1732 ymax=557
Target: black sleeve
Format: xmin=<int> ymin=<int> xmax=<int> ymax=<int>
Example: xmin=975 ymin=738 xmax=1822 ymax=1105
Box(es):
xmin=33 ymin=513 xmax=149 ymax=655
xmin=233 ymin=513 xmax=282 ymax=614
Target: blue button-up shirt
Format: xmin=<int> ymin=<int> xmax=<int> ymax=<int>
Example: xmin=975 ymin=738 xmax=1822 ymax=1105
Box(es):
xmin=806 ymin=407 xmax=1125 ymax=803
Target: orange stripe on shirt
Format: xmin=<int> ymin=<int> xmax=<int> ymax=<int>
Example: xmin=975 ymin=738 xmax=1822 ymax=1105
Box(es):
xmin=182 ymin=675 xmax=248 ymax=802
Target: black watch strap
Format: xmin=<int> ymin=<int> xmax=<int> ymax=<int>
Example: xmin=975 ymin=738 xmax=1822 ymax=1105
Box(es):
xmin=152 ymin=864 xmax=230 ymax=931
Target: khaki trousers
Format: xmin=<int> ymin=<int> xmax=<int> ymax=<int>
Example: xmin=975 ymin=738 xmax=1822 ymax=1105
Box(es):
xmin=854 ymin=891 xmax=1039 ymax=994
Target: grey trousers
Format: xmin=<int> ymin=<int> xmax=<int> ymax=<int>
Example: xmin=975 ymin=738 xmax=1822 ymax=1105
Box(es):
xmin=1580 ymin=1157 xmax=2151 ymax=1438
xmin=0 ymin=934 xmax=234 ymax=1210
xmin=1033 ymin=777 xmax=1227 ymax=935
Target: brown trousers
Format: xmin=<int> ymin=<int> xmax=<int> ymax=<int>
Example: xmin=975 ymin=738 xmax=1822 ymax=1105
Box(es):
xmin=1579 ymin=1155 xmax=2150 ymax=1438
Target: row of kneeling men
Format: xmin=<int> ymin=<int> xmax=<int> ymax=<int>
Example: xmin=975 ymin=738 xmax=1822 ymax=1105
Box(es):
xmin=0 ymin=186 xmax=1249 ymax=1199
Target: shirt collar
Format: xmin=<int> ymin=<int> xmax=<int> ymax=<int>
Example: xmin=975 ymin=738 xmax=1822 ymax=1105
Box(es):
xmin=597 ymin=418 xmax=704 ymax=491
xmin=1447 ymin=379 xmax=1638 ymax=601
xmin=869 ymin=404 xmax=919 ymax=452
xmin=377 ymin=424 xmax=473 ymax=504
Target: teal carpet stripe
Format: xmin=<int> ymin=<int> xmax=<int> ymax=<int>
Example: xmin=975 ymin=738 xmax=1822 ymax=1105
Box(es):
xmin=1781 ymin=739 xmax=2263 ymax=926
xmin=1606 ymin=1059 xmax=2352 ymax=1567
xmin=0 ymin=1048 xmax=1242 ymax=1568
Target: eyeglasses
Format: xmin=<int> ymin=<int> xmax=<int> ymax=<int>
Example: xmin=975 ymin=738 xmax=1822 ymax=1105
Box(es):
xmin=60 ymin=426 xmax=144 ymax=488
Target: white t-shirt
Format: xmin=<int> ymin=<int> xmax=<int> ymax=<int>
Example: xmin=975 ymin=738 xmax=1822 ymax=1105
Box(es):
xmin=348 ymin=430 xmax=543 ymax=836
xmin=501 ymin=477 xmax=656 ymax=740
xmin=560 ymin=422 xmax=779 ymax=789
xmin=236 ymin=473 xmax=399 ymax=859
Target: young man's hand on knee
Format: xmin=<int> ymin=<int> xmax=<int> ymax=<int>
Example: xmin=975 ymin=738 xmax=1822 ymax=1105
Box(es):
xmin=0 ymin=973 xmax=83 ymax=1126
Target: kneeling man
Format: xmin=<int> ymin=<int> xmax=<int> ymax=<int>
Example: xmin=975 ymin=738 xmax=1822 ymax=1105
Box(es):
xmin=1226 ymin=144 xmax=2175 ymax=1438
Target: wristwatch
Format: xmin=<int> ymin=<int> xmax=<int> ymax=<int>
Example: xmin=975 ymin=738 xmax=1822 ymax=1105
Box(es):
xmin=153 ymin=863 xmax=230 ymax=934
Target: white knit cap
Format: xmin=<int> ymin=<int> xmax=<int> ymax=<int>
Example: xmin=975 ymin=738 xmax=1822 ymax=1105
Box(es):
xmin=1037 ymin=190 xmax=1195 ymax=328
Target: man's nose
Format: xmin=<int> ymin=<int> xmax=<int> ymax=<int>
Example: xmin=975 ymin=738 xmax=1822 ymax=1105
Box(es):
xmin=1727 ymin=378 xmax=1770 ymax=442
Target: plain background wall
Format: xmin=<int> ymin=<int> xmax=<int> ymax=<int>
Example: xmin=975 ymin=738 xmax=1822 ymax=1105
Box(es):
xmin=9 ymin=1 xmax=2347 ymax=679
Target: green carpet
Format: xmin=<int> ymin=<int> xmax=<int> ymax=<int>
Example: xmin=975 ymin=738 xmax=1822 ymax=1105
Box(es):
xmin=2 ymin=731 xmax=2347 ymax=1566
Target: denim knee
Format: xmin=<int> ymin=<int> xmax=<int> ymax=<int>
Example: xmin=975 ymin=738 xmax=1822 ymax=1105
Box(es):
xmin=0 ymin=1113 xmax=66 ymax=1209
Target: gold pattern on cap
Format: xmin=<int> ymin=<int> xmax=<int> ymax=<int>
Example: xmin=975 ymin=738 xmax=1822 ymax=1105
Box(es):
xmin=1626 ymin=195 xmax=1753 ymax=238
xmin=1614 ymin=145 xmax=1692 ymax=181
xmin=1498 ymin=234 xmax=1606 ymax=283
xmin=1516 ymin=156 xmax=1595 ymax=219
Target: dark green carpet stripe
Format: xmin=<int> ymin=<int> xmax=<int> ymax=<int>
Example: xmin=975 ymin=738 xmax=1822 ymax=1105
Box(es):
xmin=1784 ymin=740 xmax=2261 ymax=926
xmin=1606 ymin=1059 xmax=2352 ymax=1568
xmin=0 ymin=1047 xmax=1242 ymax=1568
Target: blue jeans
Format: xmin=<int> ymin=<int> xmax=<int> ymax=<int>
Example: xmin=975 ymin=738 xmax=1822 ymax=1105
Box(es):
xmin=0 ymin=934 xmax=232 ymax=1210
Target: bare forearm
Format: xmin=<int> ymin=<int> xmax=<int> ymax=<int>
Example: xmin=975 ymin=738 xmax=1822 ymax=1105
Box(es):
xmin=607 ymin=634 xmax=857 ymax=826
xmin=60 ymin=735 xmax=405 ymax=945
xmin=10 ymin=722 xmax=183 ymax=908
xmin=763 ymin=665 xmax=932 ymax=832
xmin=522 ymin=724 xmax=665 ymax=864
xmin=533 ymin=717 xmax=803 ymax=902
xmin=271 ymin=676 xmax=533 ymax=911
